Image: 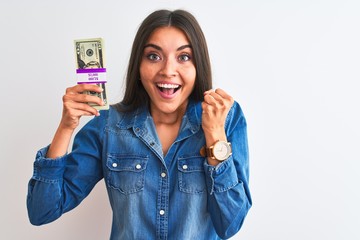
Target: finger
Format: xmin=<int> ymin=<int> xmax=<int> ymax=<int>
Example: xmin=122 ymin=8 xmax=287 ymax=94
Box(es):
xmin=76 ymin=94 xmax=104 ymax=106
xmin=67 ymin=84 xmax=103 ymax=94
xmin=201 ymin=99 xmax=217 ymax=117
xmin=201 ymin=101 xmax=210 ymax=112
xmin=204 ymin=88 xmax=226 ymax=103
xmin=64 ymin=101 xmax=100 ymax=116
xmin=203 ymin=89 xmax=214 ymax=95
xmin=207 ymin=91 xmax=224 ymax=103
xmin=207 ymin=89 xmax=234 ymax=108
xmin=63 ymin=90 xmax=104 ymax=106
xmin=204 ymin=91 xmax=225 ymax=107
xmin=214 ymin=88 xmax=234 ymax=103
xmin=203 ymin=93 xmax=217 ymax=105
xmin=78 ymin=83 xmax=103 ymax=92
xmin=73 ymin=108 xmax=100 ymax=117
xmin=65 ymin=108 xmax=96 ymax=118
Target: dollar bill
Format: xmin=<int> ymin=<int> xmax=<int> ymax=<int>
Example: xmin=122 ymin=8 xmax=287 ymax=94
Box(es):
xmin=74 ymin=38 xmax=109 ymax=110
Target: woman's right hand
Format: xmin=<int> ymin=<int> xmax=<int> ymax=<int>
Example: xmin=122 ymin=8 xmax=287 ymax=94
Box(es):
xmin=60 ymin=84 xmax=104 ymax=131
xmin=46 ymin=84 xmax=104 ymax=159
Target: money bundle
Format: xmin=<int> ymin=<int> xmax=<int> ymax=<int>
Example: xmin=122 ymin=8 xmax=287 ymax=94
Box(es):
xmin=74 ymin=38 xmax=109 ymax=110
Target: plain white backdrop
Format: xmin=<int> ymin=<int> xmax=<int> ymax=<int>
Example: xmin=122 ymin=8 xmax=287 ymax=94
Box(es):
xmin=1 ymin=0 xmax=359 ymax=239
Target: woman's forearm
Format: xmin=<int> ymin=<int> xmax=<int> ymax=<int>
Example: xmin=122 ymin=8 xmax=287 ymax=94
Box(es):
xmin=46 ymin=125 xmax=74 ymax=158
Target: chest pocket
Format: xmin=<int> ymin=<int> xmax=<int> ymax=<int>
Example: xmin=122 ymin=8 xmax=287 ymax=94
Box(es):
xmin=106 ymin=154 xmax=148 ymax=195
xmin=178 ymin=156 xmax=206 ymax=194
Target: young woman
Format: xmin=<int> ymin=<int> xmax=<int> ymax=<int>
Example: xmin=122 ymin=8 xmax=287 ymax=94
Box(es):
xmin=27 ymin=9 xmax=252 ymax=239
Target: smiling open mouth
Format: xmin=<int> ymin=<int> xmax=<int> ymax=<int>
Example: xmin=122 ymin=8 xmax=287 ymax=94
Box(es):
xmin=157 ymin=83 xmax=181 ymax=95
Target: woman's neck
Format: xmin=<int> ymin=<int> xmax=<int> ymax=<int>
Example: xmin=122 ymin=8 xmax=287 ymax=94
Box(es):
xmin=150 ymin=103 xmax=187 ymax=126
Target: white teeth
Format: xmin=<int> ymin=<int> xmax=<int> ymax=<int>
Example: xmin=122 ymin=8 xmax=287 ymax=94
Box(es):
xmin=157 ymin=83 xmax=180 ymax=89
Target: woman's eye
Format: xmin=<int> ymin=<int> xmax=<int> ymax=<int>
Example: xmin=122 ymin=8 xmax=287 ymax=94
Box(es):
xmin=147 ymin=53 xmax=161 ymax=61
xmin=178 ymin=54 xmax=191 ymax=62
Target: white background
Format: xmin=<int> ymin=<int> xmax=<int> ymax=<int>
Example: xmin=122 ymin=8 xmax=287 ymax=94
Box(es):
xmin=1 ymin=0 xmax=359 ymax=239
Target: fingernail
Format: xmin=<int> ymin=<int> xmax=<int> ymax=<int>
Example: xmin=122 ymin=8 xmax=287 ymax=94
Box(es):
xmin=204 ymin=89 xmax=214 ymax=95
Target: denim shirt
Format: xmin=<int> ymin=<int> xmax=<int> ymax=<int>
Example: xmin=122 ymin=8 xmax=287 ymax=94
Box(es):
xmin=27 ymin=100 xmax=252 ymax=240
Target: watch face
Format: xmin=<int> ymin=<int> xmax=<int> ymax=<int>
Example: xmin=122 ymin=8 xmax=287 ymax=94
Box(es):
xmin=213 ymin=141 xmax=231 ymax=161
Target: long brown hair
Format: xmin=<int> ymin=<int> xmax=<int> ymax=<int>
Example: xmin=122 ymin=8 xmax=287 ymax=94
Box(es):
xmin=114 ymin=9 xmax=212 ymax=112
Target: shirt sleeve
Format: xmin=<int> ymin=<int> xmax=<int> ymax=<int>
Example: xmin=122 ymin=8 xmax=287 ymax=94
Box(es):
xmin=27 ymin=112 xmax=106 ymax=226
xmin=203 ymin=101 xmax=252 ymax=239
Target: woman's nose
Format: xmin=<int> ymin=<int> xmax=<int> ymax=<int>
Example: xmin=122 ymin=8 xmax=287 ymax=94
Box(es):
xmin=160 ymin=58 xmax=178 ymax=78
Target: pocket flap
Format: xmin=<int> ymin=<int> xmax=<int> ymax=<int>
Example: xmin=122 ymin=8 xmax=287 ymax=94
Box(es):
xmin=178 ymin=156 xmax=204 ymax=172
xmin=107 ymin=154 xmax=148 ymax=172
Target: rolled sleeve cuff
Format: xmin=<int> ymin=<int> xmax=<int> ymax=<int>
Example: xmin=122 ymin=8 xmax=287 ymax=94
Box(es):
xmin=32 ymin=145 xmax=67 ymax=183
xmin=204 ymin=157 xmax=239 ymax=195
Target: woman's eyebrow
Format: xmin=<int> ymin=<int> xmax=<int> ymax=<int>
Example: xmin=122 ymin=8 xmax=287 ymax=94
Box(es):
xmin=143 ymin=44 xmax=192 ymax=51
xmin=144 ymin=43 xmax=162 ymax=51
xmin=177 ymin=44 xmax=192 ymax=51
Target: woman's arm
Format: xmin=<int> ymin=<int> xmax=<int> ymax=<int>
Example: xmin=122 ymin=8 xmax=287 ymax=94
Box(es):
xmin=27 ymin=112 xmax=106 ymax=225
xmin=202 ymin=90 xmax=252 ymax=238
xmin=27 ymin=84 xmax=105 ymax=225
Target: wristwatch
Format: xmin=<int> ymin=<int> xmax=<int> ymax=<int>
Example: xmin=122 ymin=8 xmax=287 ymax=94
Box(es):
xmin=205 ymin=140 xmax=232 ymax=161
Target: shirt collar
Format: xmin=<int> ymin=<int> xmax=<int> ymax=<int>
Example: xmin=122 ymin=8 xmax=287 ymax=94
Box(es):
xmin=115 ymin=100 xmax=202 ymax=135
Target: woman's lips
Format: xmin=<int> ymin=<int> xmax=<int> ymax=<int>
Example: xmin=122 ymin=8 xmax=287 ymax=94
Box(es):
xmin=156 ymin=83 xmax=181 ymax=99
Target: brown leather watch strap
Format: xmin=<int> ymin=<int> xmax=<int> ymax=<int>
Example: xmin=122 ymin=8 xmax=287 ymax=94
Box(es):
xmin=200 ymin=146 xmax=207 ymax=157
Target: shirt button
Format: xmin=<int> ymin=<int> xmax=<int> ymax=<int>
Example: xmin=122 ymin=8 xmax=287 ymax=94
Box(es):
xmin=112 ymin=163 xmax=118 ymax=168
xmin=159 ymin=210 xmax=165 ymax=215
xmin=182 ymin=165 xmax=188 ymax=170
xmin=135 ymin=164 xmax=142 ymax=170
xmin=161 ymin=172 xmax=166 ymax=178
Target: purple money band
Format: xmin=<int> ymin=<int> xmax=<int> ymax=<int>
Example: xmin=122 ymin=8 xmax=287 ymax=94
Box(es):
xmin=77 ymin=81 xmax=107 ymax=84
xmin=76 ymin=68 xmax=107 ymax=74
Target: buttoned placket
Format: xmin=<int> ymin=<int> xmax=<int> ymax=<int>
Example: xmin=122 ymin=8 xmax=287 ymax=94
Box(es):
xmin=157 ymin=165 xmax=169 ymax=240
xmin=133 ymin=106 xmax=201 ymax=240
xmin=134 ymin=124 xmax=169 ymax=239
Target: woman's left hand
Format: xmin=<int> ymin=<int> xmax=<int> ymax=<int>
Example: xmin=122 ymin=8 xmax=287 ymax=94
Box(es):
xmin=201 ymin=88 xmax=234 ymax=151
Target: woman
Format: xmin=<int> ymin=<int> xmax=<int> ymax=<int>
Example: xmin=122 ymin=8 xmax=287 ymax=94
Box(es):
xmin=27 ymin=9 xmax=252 ymax=239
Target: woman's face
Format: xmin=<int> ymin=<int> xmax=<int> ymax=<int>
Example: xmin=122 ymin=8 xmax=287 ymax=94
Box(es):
xmin=140 ymin=26 xmax=196 ymax=116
